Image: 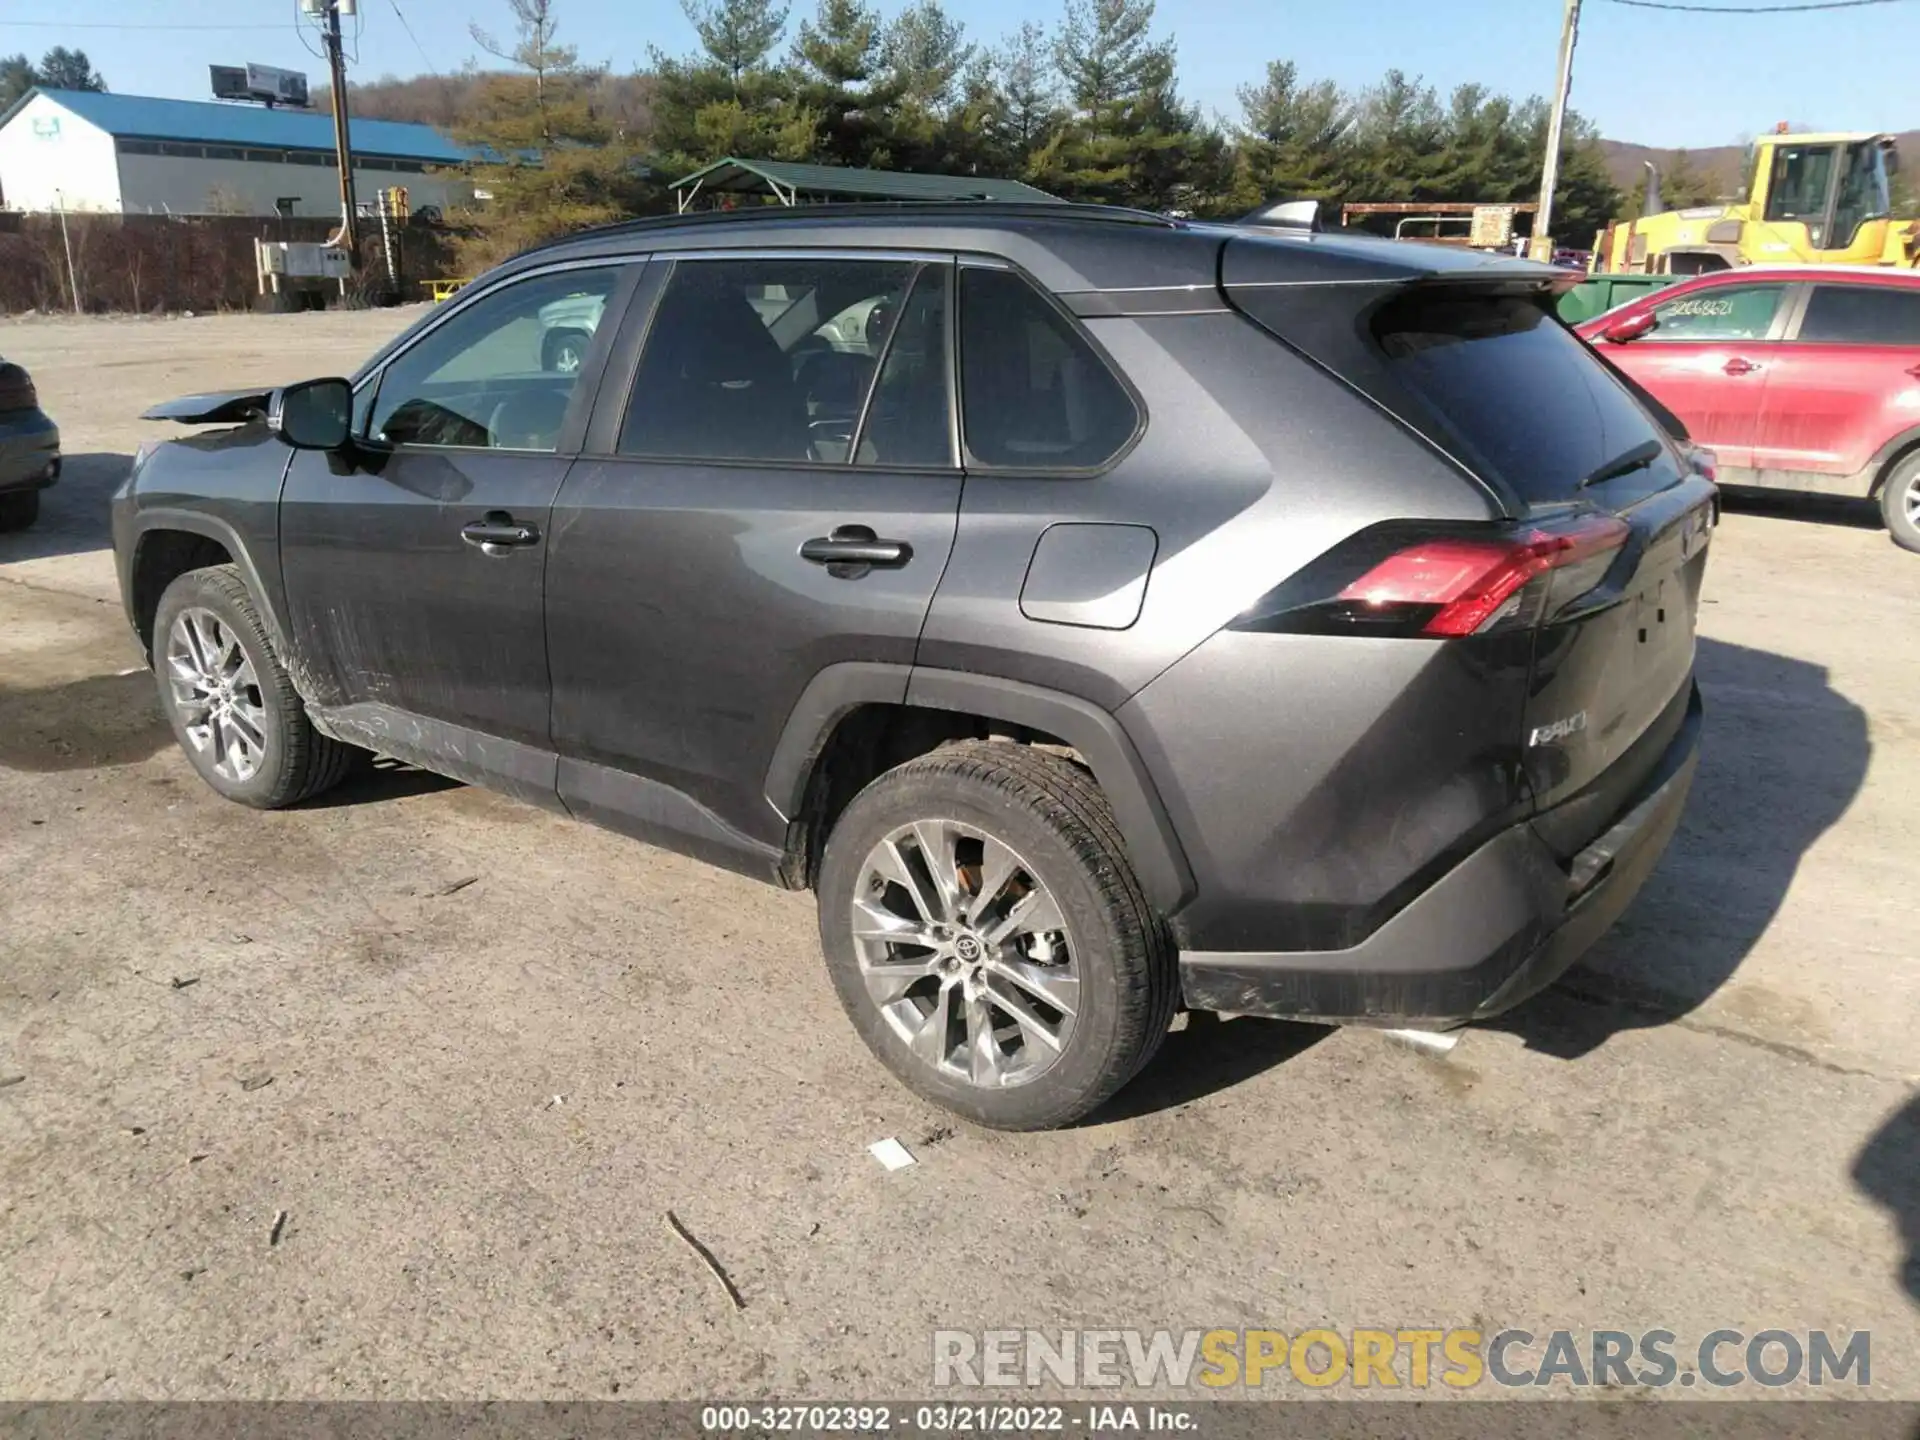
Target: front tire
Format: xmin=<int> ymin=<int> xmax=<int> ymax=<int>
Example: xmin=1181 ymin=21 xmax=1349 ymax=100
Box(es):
xmin=0 ymin=489 xmax=40 ymax=531
xmin=816 ymin=742 xmax=1176 ymax=1130
xmin=542 ymin=328 xmax=590 ymax=375
xmin=1882 ymin=452 xmax=1920 ymax=554
xmin=152 ymin=565 xmax=356 ymax=808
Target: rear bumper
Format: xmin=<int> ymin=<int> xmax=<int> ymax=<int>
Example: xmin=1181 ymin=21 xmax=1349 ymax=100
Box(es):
xmin=1179 ymin=682 xmax=1702 ymax=1024
xmin=0 ymin=412 xmax=60 ymax=493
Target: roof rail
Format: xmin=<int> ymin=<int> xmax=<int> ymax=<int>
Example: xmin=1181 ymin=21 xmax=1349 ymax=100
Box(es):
xmin=512 ymin=199 xmax=1181 ymax=260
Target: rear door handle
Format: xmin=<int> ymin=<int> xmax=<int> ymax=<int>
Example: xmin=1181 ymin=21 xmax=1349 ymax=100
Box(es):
xmin=801 ymin=525 xmax=912 ymax=575
xmin=1723 ymin=357 xmax=1760 ymax=376
xmin=461 ymin=510 xmax=541 ymax=555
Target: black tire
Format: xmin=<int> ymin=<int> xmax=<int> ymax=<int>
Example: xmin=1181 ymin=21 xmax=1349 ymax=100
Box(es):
xmin=542 ymin=327 xmax=590 ymax=375
xmin=152 ymin=565 xmax=357 ymax=808
xmin=0 ymin=489 xmax=40 ymax=531
xmin=1881 ymin=452 xmax=1920 ymax=554
xmin=816 ymin=741 xmax=1176 ymax=1131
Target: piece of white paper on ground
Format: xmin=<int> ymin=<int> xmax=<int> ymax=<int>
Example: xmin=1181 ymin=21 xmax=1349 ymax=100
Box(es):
xmin=868 ymin=1137 xmax=917 ymax=1171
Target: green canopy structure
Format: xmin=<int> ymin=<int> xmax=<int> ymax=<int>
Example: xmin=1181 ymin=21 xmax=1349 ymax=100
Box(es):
xmin=670 ymin=157 xmax=1058 ymax=212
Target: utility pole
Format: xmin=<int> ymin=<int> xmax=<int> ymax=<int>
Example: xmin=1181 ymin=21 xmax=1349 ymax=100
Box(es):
xmin=1532 ymin=0 xmax=1582 ymax=261
xmin=316 ymin=0 xmax=360 ymax=262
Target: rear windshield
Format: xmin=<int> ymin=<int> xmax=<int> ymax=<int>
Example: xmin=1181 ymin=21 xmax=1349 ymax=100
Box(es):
xmin=1370 ymin=292 xmax=1674 ymax=504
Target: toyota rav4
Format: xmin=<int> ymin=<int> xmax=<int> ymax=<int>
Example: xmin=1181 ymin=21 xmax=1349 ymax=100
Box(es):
xmin=114 ymin=203 xmax=1714 ymax=1129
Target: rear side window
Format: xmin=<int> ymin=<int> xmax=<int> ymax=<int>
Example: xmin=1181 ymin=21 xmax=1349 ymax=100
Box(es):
xmin=1372 ymin=292 xmax=1676 ymax=504
xmin=1799 ymin=285 xmax=1920 ymax=345
xmin=959 ymin=267 xmax=1138 ymax=470
xmin=1647 ymin=284 xmax=1784 ymax=342
xmin=620 ymin=256 xmax=921 ymax=464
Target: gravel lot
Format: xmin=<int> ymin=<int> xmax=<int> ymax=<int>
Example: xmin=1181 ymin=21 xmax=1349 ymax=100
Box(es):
xmin=1 ymin=309 xmax=1916 ymax=1401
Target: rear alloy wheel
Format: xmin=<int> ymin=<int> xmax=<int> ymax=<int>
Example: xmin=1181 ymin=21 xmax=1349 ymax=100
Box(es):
xmin=153 ymin=565 xmax=358 ymax=808
xmin=817 ymin=742 xmax=1176 ymax=1130
xmin=1883 ymin=452 xmax=1920 ymax=554
xmin=0 ymin=489 xmax=40 ymax=532
xmin=852 ymin=820 xmax=1080 ymax=1090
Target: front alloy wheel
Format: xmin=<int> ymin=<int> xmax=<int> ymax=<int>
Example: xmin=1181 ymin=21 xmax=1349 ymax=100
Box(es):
xmin=852 ymin=820 xmax=1079 ymax=1089
xmin=165 ymin=606 xmax=271 ymax=783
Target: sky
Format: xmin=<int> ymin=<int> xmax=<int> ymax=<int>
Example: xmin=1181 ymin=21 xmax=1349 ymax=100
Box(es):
xmin=3 ymin=0 xmax=1918 ymax=148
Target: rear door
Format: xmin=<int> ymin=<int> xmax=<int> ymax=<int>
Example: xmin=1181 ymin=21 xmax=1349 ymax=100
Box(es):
xmin=1594 ymin=279 xmax=1793 ymax=468
xmin=1752 ymin=280 xmax=1920 ymax=481
xmin=545 ymin=252 xmax=961 ymax=871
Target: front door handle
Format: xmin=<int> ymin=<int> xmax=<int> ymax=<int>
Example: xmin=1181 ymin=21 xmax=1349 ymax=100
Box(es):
xmin=1723 ymin=357 xmax=1761 ymax=376
xmin=800 ymin=525 xmax=912 ymax=577
xmin=461 ymin=510 xmax=541 ymax=556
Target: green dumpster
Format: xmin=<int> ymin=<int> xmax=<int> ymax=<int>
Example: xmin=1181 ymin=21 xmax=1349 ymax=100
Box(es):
xmin=1556 ymin=274 xmax=1680 ymax=325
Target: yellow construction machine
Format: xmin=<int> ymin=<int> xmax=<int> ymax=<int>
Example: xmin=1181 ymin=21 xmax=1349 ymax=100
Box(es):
xmin=1593 ymin=128 xmax=1920 ymax=274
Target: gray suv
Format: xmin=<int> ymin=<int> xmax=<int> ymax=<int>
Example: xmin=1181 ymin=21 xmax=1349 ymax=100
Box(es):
xmin=113 ymin=204 xmax=1713 ymax=1129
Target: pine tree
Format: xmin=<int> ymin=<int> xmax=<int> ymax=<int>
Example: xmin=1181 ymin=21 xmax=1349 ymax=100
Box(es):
xmin=885 ymin=0 xmax=973 ymax=114
xmin=791 ymin=0 xmax=904 ymax=169
xmin=0 ymin=55 xmax=37 ymax=110
xmin=1053 ymin=0 xmax=1162 ymax=113
xmin=1233 ymin=59 xmax=1353 ymax=208
xmin=35 ymin=47 xmax=106 ymax=93
xmin=994 ymin=22 xmax=1062 ymax=170
xmin=682 ymin=0 xmax=789 ymax=96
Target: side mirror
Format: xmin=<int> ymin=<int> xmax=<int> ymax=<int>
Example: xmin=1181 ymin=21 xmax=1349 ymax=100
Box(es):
xmin=1601 ymin=311 xmax=1658 ymax=345
xmin=270 ymin=377 xmax=353 ymax=451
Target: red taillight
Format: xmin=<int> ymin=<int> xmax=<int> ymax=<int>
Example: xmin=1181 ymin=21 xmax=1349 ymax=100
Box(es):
xmin=1684 ymin=444 xmax=1718 ymax=484
xmin=1334 ymin=515 xmax=1630 ymax=637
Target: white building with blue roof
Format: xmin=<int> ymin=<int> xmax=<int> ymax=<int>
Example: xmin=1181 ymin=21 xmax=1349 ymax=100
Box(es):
xmin=0 ymin=88 xmax=475 ymax=218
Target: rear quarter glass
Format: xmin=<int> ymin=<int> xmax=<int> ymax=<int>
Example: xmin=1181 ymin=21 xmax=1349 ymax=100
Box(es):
xmin=1231 ymin=282 xmax=1682 ymax=510
xmin=1368 ymin=291 xmax=1682 ymax=507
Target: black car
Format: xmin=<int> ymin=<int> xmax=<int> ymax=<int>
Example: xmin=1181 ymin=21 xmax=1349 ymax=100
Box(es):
xmin=113 ymin=203 xmax=1714 ymax=1129
xmin=0 ymin=356 xmax=61 ymax=531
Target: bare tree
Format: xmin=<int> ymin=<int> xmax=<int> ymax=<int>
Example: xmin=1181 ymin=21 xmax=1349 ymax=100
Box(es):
xmin=471 ymin=0 xmax=579 ymax=144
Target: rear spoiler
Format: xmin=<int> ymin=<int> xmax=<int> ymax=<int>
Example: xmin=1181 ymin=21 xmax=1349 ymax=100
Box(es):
xmin=142 ymin=388 xmax=271 ymax=424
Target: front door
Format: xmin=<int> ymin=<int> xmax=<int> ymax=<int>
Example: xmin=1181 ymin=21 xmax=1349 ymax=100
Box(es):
xmin=546 ymin=254 xmax=961 ymax=872
xmin=280 ymin=263 xmax=632 ymax=790
xmin=1603 ymin=281 xmax=1791 ymax=467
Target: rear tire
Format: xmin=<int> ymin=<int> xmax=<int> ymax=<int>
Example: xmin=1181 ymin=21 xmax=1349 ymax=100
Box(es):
xmin=152 ymin=565 xmax=357 ymax=808
xmin=816 ymin=741 xmax=1176 ymax=1131
xmin=0 ymin=489 xmax=40 ymax=531
xmin=1882 ymin=452 xmax=1920 ymax=554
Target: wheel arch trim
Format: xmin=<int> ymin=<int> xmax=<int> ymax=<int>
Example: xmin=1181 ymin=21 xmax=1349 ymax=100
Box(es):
xmin=127 ymin=510 xmax=286 ymax=656
xmin=764 ymin=661 xmax=1194 ymax=911
xmin=1866 ymin=426 xmax=1920 ymax=496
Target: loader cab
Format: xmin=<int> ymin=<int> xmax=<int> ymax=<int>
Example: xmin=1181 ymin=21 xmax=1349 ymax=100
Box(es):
xmin=1754 ymin=135 xmax=1894 ymax=253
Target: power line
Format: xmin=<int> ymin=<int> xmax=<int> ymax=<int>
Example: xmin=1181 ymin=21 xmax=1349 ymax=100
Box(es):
xmin=1600 ymin=0 xmax=1907 ymax=11
xmin=386 ymin=0 xmax=438 ymax=74
xmin=0 ymin=19 xmax=291 ymax=28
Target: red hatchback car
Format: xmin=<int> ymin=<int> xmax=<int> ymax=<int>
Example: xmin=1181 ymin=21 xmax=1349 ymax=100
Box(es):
xmin=1578 ymin=267 xmax=1920 ymax=552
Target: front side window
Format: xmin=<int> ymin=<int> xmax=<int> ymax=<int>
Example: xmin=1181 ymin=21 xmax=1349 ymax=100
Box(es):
xmin=1799 ymin=284 xmax=1920 ymax=345
xmin=1647 ymin=285 xmax=1785 ymax=343
xmin=958 ymin=267 xmax=1139 ymax=470
xmin=369 ymin=267 xmax=621 ymax=451
xmin=620 ymin=256 xmax=938 ymax=464
xmin=1765 ymin=145 xmax=1837 ymax=232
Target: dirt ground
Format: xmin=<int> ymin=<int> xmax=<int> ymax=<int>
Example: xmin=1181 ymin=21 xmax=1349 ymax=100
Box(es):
xmin=1 ymin=310 xmax=1916 ymax=1401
